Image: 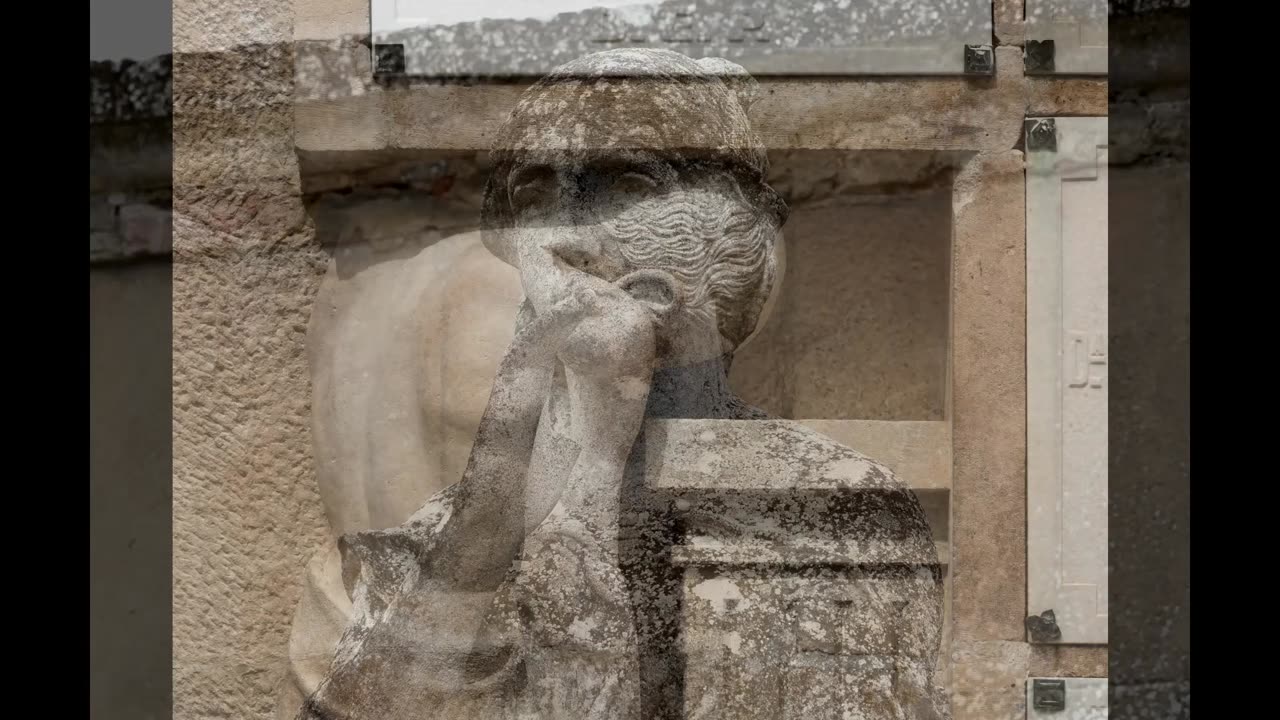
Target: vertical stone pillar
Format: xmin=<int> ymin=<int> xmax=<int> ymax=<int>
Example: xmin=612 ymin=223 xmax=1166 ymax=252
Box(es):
xmin=948 ymin=150 xmax=1029 ymax=720
xmin=172 ymin=7 xmax=331 ymax=716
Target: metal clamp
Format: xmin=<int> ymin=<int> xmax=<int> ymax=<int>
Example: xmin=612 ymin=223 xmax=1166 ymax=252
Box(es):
xmin=1032 ymin=679 xmax=1067 ymax=712
xmin=964 ymin=44 xmax=994 ymax=75
xmin=373 ymin=43 xmax=406 ymax=76
xmin=1024 ymin=118 xmax=1058 ymax=153
xmin=1025 ymin=609 xmax=1062 ymax=642
xmin=1025 ymin=39 xmax=1056 ymax=73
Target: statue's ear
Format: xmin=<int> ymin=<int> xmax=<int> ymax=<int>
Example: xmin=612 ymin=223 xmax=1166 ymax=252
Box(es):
xmin=618 ymin=269 xmax=682 ymax=326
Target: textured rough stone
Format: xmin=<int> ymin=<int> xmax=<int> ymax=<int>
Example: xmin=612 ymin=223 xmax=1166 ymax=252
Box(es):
xmin=1028 ymin=77 xmax=1109 ymax=117
xmin=171 ymin=14 xmax=330 ymax=718
xmin=173 ymin=236 xmax=330 ymax=720
xmin=173 ymin=47 xmax=299 ymax=191
xmin=993 ymin=0 xmax=1024 ymax=47
xmin=949 ymin=640 xmax=1029 ymax=720
xmin=950 ymin=151 xmax=1027 ymax=643
xmin=174 ymin=0 xmax=292 ymax=53
xmin=1028 ymin=645 xmax=1108 ymax=678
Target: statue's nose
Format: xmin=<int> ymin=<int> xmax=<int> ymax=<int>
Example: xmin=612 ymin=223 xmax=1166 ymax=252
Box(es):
xmin=541 ymin=232 xmax=610 ymax=276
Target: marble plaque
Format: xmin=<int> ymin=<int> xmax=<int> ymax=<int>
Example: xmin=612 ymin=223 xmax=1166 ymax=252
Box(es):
xmin=369 ymin=0 xmax=994 ymax=76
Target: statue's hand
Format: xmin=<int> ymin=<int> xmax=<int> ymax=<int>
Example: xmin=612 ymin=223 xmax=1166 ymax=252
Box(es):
xmin=504 ymin=294 xmax=587 ymax=368
xmin=557 ymin=276 xmax=658 ymax=382
xmin=509 ymin=271 xmax=660 ymax=382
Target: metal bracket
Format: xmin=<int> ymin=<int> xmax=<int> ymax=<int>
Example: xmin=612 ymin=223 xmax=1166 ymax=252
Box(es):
xmin=1025 ymin=609 xmax=1063 ymax=642
xmin=1032 ymin=679 xmax=1067 ymax=712
xmin=373 ymin=43 xmax=406 ymax=76
xmin=1024 ymin=118 xmax=1058 ymax=153
xmin=964 ymin=44 xmax=994 ymax=75
xmin=1025 ymin=39 xmax=1056 ymax=74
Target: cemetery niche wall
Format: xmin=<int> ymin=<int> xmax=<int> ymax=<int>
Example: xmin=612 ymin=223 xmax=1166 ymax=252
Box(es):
xmin=158 ymin=0 xmax=1145 ymax=719
xmin=286 ymin=48 xmax=956 ymax=720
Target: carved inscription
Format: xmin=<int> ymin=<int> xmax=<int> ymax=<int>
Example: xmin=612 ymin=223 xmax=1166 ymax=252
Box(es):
xmin=1066 ymin=331 xmax=1106 ymax=389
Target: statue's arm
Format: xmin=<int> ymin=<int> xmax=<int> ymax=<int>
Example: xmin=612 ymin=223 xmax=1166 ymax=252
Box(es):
xmin=426 ymin=299 xmax=561 ymax=590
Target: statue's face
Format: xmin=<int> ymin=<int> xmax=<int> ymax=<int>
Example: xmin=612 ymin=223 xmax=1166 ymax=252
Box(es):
xmin=494 ymin=147 xmax=767 ymax=350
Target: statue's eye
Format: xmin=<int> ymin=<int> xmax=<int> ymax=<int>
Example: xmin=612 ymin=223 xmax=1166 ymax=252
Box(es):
xmin=610 ymin=171 xmax=659 ymax=197
xmin=511 ymin=180 xmax=552 ymax=213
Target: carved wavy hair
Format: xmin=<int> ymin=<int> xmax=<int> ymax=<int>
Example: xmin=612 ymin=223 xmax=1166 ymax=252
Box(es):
xmin=600 ymin=177 xmax=780 ymax=351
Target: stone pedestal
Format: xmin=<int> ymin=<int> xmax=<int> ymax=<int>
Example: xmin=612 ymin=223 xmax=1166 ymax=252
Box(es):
xmin=645 ymin=419 xmax=948 ymax=720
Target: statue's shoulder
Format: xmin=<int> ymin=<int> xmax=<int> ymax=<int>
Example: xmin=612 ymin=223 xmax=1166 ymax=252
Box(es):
xmin=307 ymin=229 xmax=522 ymax=534
xmin=643 ymin=418 xmax=904 ymax=493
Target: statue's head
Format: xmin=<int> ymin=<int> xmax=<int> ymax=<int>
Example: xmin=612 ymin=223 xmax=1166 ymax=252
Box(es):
xmin=481 ymin=49 xmax=788 ymax=360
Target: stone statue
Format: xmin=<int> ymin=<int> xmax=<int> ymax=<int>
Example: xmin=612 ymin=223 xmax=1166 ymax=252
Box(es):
xmin=291 ymin=48 xmax=947 ymax=720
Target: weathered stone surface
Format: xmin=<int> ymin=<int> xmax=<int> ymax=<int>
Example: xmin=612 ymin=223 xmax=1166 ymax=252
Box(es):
xmin=173 ymin=187 xmax=310 ymax=258
xmin=307 ymin=189 xmax=483 ymax=249
xmin=172 ymin=234 xmax=329 ymax=720
xmin=950 ymin=151 xmax=1027 ymax=643
xmin=1028 ymin=645 xmax=1108 ymax=678
xmin=993 ymin=0 xmax=1024 ymax=47
xmin=371 ymin=0 xmax=990 ymax=77
xmin=173 ymin=47 xmax=299 ymax=190
xmin=174 ymin=0 xmax=292 ymax=53
xmin=949 ymin=640 xmax=1029 ymax=720
xmin=1028 ymin=77 xmax=1109 ymax=117
xmin=90 ymin=53 xmax=174 ymax=263
xmin=171 ymin=11 xmax=330 ymax=716
xmin=798 ymin=420 xmax=951 ymax=492
xmin=295 ymin=44 xmax=1027 ymax=153
xmin=682 ymin=563 xmax=945 ymax=720
xmin=647 ymin=418 xmax=913 ymax=494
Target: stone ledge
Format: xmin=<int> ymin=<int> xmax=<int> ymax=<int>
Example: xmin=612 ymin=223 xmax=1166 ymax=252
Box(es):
xmin=295 ymin=42 xmax=1029 ymax=153
xmin=293 ymin=43 xmax=1117 ymax=156
xmin=672 ymin=540 xmax=950 ymax=569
